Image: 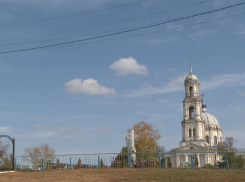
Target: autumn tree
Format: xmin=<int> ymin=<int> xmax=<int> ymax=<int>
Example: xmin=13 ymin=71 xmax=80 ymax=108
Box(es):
xmin=100 ymin=159 xmax=104 ymax=168
xmin=133 ymin=121 xmax=161 ymax=152
xmin=23 ymin=143 xmax=55 ymax=168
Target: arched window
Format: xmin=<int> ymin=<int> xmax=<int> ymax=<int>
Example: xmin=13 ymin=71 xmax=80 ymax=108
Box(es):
xmin=189 ymin=107 xmax=195 ymax=119
xmin=193 ymin=129 xmax=196 ymax=137
xmin=189 ymin=87 xmax=194 ymax=96
xmin=214 ymin=136 xmax=217 ymax=144
xmin=189 ymin=129 xmax=192 ymax=137
xmin=206 ymin=136 xmax=209 ymax=143
xmin=220 ymin=137 xmax=222 ymax=142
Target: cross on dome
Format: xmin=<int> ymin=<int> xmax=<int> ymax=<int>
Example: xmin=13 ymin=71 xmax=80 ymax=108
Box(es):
xmin=201 ymin=93 xmax=205 ymax=102
xmin=190 ymin=58 xmax=192 ymax=74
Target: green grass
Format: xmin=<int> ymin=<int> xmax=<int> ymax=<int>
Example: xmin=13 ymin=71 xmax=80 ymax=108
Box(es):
xmin=1 ymin=168 xmax=245 ymax=182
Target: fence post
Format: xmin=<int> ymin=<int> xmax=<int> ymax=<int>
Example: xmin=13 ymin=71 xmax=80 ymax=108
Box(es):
xmin=191 ymin=156 xmax=194 ymax=169
xmin=98 ymin=156 xmax=100 ymax=168
xmin=70 ymin=157 xmax=72 ymax=169
xmin=159 ymin=155 xmax=161 ymax=168
xmin=226 ymin=155 xmax=229 ymax=170
xmin=14 ymin=158 xmax=17 ymax=170
xmin=128 ymin=154 xmax=131 ymax=168
xmin=42 ymin=159 xmax=44 ymax=171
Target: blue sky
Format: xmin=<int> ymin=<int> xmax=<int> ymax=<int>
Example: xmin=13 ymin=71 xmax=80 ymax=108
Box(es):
xmin=0 ymin=0 xmax=245 ymax=156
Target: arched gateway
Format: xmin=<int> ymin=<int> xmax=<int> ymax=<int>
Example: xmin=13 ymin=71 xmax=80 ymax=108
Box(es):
xmin=0 ymin=135 xmax=15 ymax=170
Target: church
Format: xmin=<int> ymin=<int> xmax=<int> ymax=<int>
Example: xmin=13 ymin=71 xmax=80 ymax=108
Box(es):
xmin=170 ymin=63 xmax=223 ymax=167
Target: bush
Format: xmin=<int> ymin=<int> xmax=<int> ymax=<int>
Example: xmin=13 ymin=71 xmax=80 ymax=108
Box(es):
xmin=202 ymin=164 xmax=214 ymax=168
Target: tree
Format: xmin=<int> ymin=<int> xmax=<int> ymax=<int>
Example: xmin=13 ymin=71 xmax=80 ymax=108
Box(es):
xmin=118 ymin=121 xmax=163 ymax=168
xmin=0 ymin=141 xmax=9 ymax=161
xmin=194 ymin=154 xmax=199 ymax=168
xmin=56 ymin=158 xmax=60 ymax=169
xmin=1 ymin=154 xmax=12 ymax=171
xmin=217 ymin=137 xmax=237 ymax=153
xmin=23 ymin=143 xmax=55 ymax=168
xmin=78 ymin=158 xmax=81 ymax=169
xmin=217 ymin=137 xmax=243 ymax=168
xmin=0 ymin=141 xmax=10 ymax=170
xmin=100 ymin=159 xmax=104 ymax=168
xmin=156 ymin=145 xmax=166 ymax=157
xmin=133 ymin=121 xmax=161 ymax=152
xmin=167 ymin=156 xmax=172 ymax=168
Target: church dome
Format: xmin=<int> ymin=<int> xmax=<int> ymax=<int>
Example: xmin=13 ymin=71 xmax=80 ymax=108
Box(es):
xmin=185 ymin=73 xmax=198 ymax=82
xmin=202 ymin=103 xmax=220 ymax=126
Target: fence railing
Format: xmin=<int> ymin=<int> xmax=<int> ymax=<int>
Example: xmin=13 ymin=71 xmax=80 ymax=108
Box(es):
xmin=11 ymin=151 xmax=245 ymax=171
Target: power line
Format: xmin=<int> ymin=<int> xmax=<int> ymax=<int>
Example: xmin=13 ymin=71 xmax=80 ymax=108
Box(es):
xmin=0 ymin=0 xmax=212 ymax=46
xmin=47 ymin=12 xmax=245 ymax=50
xmin=0 ymin=0 xmax=212 ymax=43
xmin=0 ymin=2 xmax=244 ymax=55
xmin=0 ymin=0 xmax=152 ymax=27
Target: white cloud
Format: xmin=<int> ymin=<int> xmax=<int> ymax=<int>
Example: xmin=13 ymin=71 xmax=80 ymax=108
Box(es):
xmin=0 ymin=126 xmax=12 ymax=133
xmin=97 ymin=127 xmax=113 ymax=132
xmin=158 ymin=123 xmax=164 ymax=127
xmin=126 ymin=74 xmax=187 ymax=97
xmin=64 ymin=78 xmax=116 ymax=95
xmin=146 ymin=36 xmax=179 ymax=46
xmin=136 ymin=111 xmax=167 ymax=122
xmin=110 ymin=57 xmax=148 ymax=76
xmin=237 ymin=91 xmax=245 ymax=97
xmin=127 ymin=72 xmax=245 ymax=97
xmin=237 ymin=24 xmax=245 ymax=35
xmin=189 ymin=29 xmax=215 ymax=38
xmin=33 ymin=124 xmax=83 ymax=133
xmin=201 ymin=73 xmax=245 ymax=90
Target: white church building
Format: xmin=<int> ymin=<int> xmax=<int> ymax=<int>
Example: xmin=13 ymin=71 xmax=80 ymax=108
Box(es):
xmin=170 ymin=63 xmax=223 ymax=167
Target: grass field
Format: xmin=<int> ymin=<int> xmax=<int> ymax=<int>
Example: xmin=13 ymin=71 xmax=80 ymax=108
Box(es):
xmin=1 ymin=169 xmax=245 ymax=182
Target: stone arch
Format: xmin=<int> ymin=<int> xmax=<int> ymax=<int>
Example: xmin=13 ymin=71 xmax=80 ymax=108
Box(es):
xmin=206 ymin=136 xmax=209 ymax=143
xmin=189 ymin=86 xmax=194 ymax=96
xmin=193 ymin=128 xmax=196 ymax=137
xmin=189 ymin=106 xmax=195 ymax=119
xmin=189 ymin=128 xmax=192 ymax=137
xmin=214 ymin=136 xmax=217 ymax=145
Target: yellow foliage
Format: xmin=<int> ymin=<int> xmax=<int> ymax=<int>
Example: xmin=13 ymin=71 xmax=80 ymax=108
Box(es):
xmin=133 ymin=121 xmax=161 ymax=152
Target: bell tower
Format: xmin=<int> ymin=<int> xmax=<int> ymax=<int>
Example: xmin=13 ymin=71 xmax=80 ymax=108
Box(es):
xmin=182 ymin=60 xmax=205 ymax=142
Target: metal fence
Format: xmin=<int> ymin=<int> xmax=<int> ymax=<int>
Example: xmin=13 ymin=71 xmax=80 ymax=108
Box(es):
xmin=12 ymin=151 xmax=245 ymax=171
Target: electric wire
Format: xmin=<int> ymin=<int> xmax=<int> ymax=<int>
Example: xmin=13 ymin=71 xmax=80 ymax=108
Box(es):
xmin=0 ymin=0 xmax=212 ymax=46
xmin=47 ymin=12 xmax=245 ymax=50
xmin=0 ymin=0 xmax=152 ymax=27
xmin=0 ymin=2 xmax=244 ymax=55
xmin=0 ymin=0 xmax=212 ymax=43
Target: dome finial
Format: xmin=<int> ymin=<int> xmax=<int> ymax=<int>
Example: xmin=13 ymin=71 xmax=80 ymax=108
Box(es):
xmin=190 ymin=58 xmax=192 ymax=74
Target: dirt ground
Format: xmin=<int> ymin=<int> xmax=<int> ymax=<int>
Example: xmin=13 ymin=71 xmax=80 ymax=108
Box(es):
xmin=1 ymin=168 xmax=245 ymax=182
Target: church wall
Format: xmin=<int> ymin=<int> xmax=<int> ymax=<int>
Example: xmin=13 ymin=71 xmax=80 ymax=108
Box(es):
xmin=205 ymin=128 xmax=223 ymax=146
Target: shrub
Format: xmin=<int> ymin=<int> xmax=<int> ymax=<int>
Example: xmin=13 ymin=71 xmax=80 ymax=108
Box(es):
xmin=202 ymin=164 xmax=214 ymax=168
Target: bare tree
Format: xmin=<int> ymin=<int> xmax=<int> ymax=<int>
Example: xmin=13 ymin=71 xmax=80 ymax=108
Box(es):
xmin=0 ymin=141 xmax=10 ymax=166
xmin=0 ymin=142 xmax=9 ymax=158
xmin=23 ymin=143 xmax=55 ymax=168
